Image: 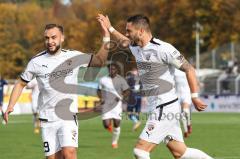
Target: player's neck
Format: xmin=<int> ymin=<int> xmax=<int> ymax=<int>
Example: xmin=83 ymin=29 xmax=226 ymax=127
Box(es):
xmin=48 ymin=48 xmax=62 ymax=56
xmin=139 ymin=34 xmax=152 ymax=48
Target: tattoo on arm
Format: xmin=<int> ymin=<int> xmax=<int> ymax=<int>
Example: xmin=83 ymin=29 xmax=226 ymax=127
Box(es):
xmin=179 ymin=59 xmax=192 ymax=73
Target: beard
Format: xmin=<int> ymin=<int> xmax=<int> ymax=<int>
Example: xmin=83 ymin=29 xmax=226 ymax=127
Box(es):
xmin=130 ymin=35 xmax=140 ymax=46
xmin=47 ymin=44 xmax=61 ymax=55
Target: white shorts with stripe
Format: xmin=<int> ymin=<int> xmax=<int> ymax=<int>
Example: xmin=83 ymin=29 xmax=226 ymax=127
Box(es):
xmin=139 ymin=100 xmax=184 ymax=144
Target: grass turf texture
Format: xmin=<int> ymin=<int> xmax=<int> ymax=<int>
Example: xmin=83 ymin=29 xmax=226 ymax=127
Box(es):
xmin=0 ymin=113 xmax=239 ymax=159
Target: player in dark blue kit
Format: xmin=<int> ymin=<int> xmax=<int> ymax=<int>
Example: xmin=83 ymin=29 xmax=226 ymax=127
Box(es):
xmin=126 ymin=67 xmax=142 ymax=131
xmin=0 ymin=75 xmax=8 ymax=124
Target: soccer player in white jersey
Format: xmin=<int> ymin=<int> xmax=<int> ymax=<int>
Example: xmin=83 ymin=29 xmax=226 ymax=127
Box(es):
xmin=26 ymin=78 xmax=40 ymax=134
xmin=4 ymin=21 xmax=110 ymax=159
xmin=97 ymin=14 xmax=213 ymax=159
xmin=174 ymin=69 xmax=192 ymax=138
xmin=97 ymin=63 xmax=130 ymax=148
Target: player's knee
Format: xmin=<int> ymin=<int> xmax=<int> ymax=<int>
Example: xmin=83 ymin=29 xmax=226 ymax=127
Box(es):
xmin=172 ymin=151 xmax=183 ymax=159
xmin=133 ymin=148 xmax=150 ymax=159
xmin=62 ymin=148 xmax=76 ymax=159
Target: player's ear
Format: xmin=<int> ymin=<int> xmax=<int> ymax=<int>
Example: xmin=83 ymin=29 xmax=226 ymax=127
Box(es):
xmin=61 ymin=35 xmax=65 ymax=43
xmin=139 ymin=28 xmax=144 ymax=37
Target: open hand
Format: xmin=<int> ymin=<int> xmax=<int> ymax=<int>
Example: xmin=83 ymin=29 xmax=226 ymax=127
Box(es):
xmin=192 ymin=98 xmax=207 ymax=111
xmin=4 ymin=107 xmax=14 ymax=124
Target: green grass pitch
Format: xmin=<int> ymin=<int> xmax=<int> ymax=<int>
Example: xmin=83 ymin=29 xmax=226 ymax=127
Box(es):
xmin=0 ymin=113 xmax=240 ymax=159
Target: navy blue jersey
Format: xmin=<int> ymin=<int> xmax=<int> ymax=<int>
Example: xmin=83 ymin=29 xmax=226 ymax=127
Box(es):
xmin=0 ymin=79 xmax=8 ymax=102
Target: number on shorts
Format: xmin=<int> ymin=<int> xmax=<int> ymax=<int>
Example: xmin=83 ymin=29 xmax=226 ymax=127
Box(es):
xmin=43 ymin=142 xmax=50 ymax=153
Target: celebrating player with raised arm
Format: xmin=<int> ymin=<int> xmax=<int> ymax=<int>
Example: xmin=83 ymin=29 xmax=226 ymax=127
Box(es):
xmin=97 ymin=14 xmax=213 ymax=159
xmin=4 ymin=19 xmax=110 ymax=159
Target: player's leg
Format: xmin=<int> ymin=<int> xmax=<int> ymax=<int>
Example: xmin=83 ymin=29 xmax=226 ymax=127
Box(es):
xmin=103 ymin=119 xmax=112 ymax=132
xmin=59 ymin=119 xmax=78 ymax=159
xmin=112 ymin=119 xmax=121 ymax=148
xmin=127 ymin=104 xmax=137 ymax=122
xmin=167 ymin=140 xmax=213 ymax=159
xmin=46 ymin=151 xmax=63 ymax=159
xmin=0 ymin=100 xmax=5 ymax=123
xmin=41 ymin=121 xmax=63 ymax=159
xmin=33 ymin=113 xmax=40 ymax=134
xmin=133 ymin=97 xmax=141 ymax=131
xmin=134 ymin=139 xmax=157 ymax=159
xmin=61 ymin=147 xmax=77 ymax=159
xmin=165 ymin=108 xmax=212 ymax=159
xmin=181 ymin=103 xmax=188 ymax=137
xmin=32 ymin=100 xmax=40 ymax=133
xmin=182 ymin=102 xmax=192 ymax=135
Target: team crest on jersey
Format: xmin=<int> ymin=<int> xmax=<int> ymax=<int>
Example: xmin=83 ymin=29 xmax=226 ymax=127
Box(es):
xmin=176 ymin=55 xmax=184 ymax=63
xmin=147 ymin=123 xmax=155 ymax=131
xmin=66 ymin=60 xmax=72 ymax=66
xmin=72 ymin=130 xmax=77 ymax=141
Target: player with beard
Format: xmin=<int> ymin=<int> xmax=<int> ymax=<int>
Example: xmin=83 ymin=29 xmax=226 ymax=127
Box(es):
xmin=4 ymin=20 xmax=110 ymax=159
xmin=97 ymin=14 xmax=213 ymax=159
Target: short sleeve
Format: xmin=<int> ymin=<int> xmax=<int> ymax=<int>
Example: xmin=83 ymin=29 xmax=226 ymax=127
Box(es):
xmin=26 ymin=78 xmax=37 ymax=89
xmin=20 ymin=60 xmax=36 ymax=83
xmin=161 ymin=44 xmax=185 ymax=68
xmin=72 ymin=50 xmax=93 ymax=67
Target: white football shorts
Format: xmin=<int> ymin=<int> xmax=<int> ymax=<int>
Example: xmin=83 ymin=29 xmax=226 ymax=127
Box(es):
xmin=139 ymin=100 xmax=184 ymax=144
xmin=101 ymin=102 xmax=122 ymax=120
xmin=40 ymin=119 xmax=78 ymax=156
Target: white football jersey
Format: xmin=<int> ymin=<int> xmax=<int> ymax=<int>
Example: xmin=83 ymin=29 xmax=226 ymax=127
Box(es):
xmin=174 ymin=69 xmax=191 ymax=104
xmin=26 ymin=78 xmax=40 ymax=112
xmin=27 ymin=78 xmax=39 ymax=101
xmin=98 ymin=75 xmax=129 ymax=113
xmin=21 ymin=49 xmax=92 ymax=121
xmin=129 ymin=38 xmax=185 ymax=111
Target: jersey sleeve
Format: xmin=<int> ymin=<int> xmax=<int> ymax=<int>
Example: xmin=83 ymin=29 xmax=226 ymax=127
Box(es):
xmin=73 ymin=50 xmax=93 ymax=67
xmin=161 ymin=43 xmax=185 ymax=68
xmin=26 ymin=78 xmax=37 ymax=89
xmin=20 ymin=60 xmax=36 ymax=83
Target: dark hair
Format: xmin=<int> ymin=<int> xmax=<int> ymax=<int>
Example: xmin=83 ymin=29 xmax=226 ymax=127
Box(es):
xmin=45 ymin=24 xmax=64 ymax=34
xmin=127 ymin=14 xmax=151 ymax=31
xmin=107 ymin=63 xmax=119 ymax=72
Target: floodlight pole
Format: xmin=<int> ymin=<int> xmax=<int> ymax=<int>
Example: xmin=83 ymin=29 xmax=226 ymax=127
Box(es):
xmin=195 ymin=22 xmax=201 ymax=72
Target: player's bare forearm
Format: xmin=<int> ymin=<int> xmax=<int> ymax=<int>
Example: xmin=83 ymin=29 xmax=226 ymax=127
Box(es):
xmin=97 ymin=14 xmax=130 ymax=47
xmin=122 ymin=89 xmax=130 ymax=102
xmin=179 ymin=61 xmax=199 ymax=93
xmin=180 ymin=61 xmax=207 ymax=111
xmin=90 ymin=44 xmax=109 ymax=67
xmin=4 ymin=79 xmax=27 ymax=123
xmin=7 ymin=79 xmax=27 ymax=109
xmin=111 ymin=30 xmax=131 ymax=47
xmin=90 ymin=14 xmax=110 ymax=67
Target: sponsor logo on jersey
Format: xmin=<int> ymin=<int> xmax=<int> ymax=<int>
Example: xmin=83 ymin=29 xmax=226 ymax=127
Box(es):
xmin=44 ymin=69 xmax=73 ymax=79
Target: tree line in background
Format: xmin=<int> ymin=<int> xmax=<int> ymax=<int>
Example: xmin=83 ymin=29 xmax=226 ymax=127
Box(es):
xmin=0 ymin=0 xmax=240 ymax=78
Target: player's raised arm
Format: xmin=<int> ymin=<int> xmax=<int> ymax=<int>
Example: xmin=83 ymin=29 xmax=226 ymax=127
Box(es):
xmin=179 ymin=60 xmax=207 ymax=112
xmin=4 ymin=79 xmax=27 ymax=123
xmin=97 ymin=14 xmax=131 ymax=47
xmin=89 ymin=16 xmax=110 ymax=67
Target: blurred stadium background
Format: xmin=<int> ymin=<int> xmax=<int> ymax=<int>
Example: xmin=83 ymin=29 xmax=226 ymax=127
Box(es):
xmin=0 ymin=0 xmax=240 ymax=159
